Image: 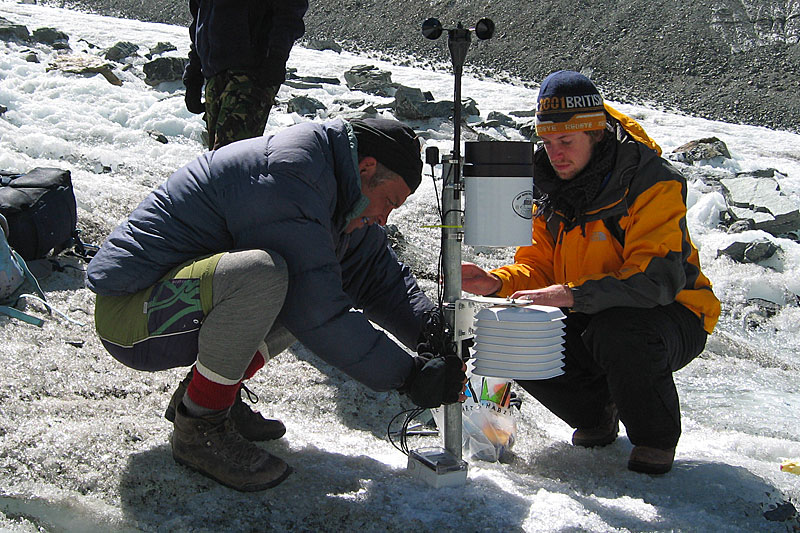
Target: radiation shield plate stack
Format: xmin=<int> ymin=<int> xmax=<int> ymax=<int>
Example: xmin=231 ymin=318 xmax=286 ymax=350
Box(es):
xmin=472 ymin=304 xmax=566 ymax=380
xmin=454 ymin=296 xmax=544 ymax=341
xmin=455 ymin=297 xmax=567 ymax=380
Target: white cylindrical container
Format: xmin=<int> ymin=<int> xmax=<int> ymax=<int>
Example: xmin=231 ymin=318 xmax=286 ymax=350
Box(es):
xmin=472 ymin=305 xmax=566 ymax=380
xmin=463 ymin=141 xmax=534 ymax=247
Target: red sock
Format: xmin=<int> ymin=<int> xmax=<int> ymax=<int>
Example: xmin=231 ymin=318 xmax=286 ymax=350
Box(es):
xmin=186 ymin=367 xmax=239 ymax=410
xmin=242 ymin=350 xmax=266 ymax=380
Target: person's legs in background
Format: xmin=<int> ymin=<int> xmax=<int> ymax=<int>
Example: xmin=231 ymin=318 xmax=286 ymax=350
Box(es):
xmin=204 ymin=70 xmax=278 ymax=150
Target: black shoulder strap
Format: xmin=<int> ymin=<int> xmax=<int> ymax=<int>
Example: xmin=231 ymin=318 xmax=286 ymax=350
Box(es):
xmin=544 ymin=215 xmax=560 ymax=243
xmin=602 ymin=216 xmax=625 ymax=247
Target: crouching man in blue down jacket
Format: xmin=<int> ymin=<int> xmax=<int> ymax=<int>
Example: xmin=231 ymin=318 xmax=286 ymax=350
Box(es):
xmin=87 ymin=118 xmax=467 ymax=491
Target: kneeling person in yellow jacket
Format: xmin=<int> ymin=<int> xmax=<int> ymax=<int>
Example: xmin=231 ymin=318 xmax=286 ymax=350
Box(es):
xmin=462 ymin=71 xmax=720 ymax=475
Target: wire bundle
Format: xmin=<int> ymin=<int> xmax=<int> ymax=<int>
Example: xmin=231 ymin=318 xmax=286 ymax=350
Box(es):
xmin=386 ymin=159 xmax=457 ymax=455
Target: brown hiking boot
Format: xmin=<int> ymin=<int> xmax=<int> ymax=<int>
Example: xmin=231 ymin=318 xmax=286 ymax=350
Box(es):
xmin=171 ymin=402 xmax=291 ymax=491
xmin=572 ymin=403 xmax=619 ymax=448
xmin=628 ymin=446 xmax=676 ymax=474
xmin=165 ymin=371 xmax=286 ymax=441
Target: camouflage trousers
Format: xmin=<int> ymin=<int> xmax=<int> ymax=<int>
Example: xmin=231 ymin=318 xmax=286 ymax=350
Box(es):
xmin=204 ymin=70 xmax=279 ymax=150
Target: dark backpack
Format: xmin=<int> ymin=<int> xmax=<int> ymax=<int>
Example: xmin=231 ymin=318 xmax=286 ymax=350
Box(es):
xmin=0 ymin=167 xmax=78 ymax=260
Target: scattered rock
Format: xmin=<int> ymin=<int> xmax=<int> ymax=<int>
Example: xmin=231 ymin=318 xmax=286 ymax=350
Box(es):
xmin=286 ymin=94 xmax=326 ymax=116
xmin=104 ymin=41 xmax=139 ymax=62
xmin=32 ymin=27 xmax=70 ymax=49
xmin=147 ymin=130 xmax=168 ymax=144
xmin=0 ymin=16 xmax=30 ymax=42
xmin=717 ymin=239 xmax=779 ymax=264
xmin=461 ymin=97 xmax=480 ymax=117
xmin=668 ymin=137 xmax=732 ymax=166
xmin=518 ymin=121 xmax=538 ymax=140
xmin=305 ymin=38 xmax=342 ymax=53
xmin=393 ymin=85 xmax=438 ymax=120
xmin=735 ymin=168 xmax=788 ymax=181
xmin=678 ymin=163 xmax=735 ymax=189
xmin=146 ymin=41 xmax=177 ymax=58
xmin=743 ymin=297 xmax=784 ymax=329
xmin=284 ymin=79 xmax=323 ymax=90
xmin=0 ymin=105 xmax=7 ymax=116
xmin=719 ymin=174 xmax=800 ymax=236
xmin=47 ymin=54 xmax=122 ymax=86
xmin=24 ymin=51 xmax=39 ymax=63
xmin=287 ymin=70 xmax=340 ymax=86
xmin=393 ymin=85 xmax=479 ymax=121
xmin=483 ymin=111 xmax=517 ymax=128
xmin=344 ymin=64 xmax=395 ymax=96
xmin=77 ymin=38 xmax=98 ymax=49
xmin=142 ymin=56 xmax=187 ymax=86
xmin=726 ymin=219 xmax=754 ymax=233
xmin=52 ymin=40 xmax=71 ymax=51
xmin=48 ymin=0 xmax=800 ymax=133
xmin=328 ymin=105 xmax=378 ymax=121
xmin=298 ymin=75 xmax=341 ymax=85
xmin=333 ymin=96 xmax=365 ymax=108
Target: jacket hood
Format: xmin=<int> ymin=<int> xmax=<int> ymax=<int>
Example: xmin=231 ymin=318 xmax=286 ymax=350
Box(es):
xmin=323 ymin=119 xmax=368 ymax=234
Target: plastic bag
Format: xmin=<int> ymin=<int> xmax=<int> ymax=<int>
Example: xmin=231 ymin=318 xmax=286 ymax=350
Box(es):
xmin=432 ymin=362 xmax=517 ymax=462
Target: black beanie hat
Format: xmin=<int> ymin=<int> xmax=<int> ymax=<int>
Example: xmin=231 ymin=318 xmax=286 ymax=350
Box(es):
xmin=535 ymin=70 xmax=606 ymax=136
xmin=350 ymin=118 xmax=423 ymax=193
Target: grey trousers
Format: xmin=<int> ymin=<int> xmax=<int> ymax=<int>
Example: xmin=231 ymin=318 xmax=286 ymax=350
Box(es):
xmin=98 ymin=249 xmax=296 ymax=379
xmin=197 ymin=249 xmax=295 ymax=382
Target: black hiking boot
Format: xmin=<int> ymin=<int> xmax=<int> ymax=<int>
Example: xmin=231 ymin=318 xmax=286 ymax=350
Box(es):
xmin=572 ymin=403 xmax=619 ymax=448
xmin=628 ymin=446 xmax=676 ymax=474
xmin=171 ymin=402 xmax=291 ymax=491
xmin=165 ymin=371 xmax=286 ymax=441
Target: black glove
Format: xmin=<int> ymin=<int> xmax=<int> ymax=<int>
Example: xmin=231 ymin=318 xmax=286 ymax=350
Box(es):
xmin=401 ymin=354 xmax=466 ymax=409
xmin=184 ymin=83 xmax=205 ymax=114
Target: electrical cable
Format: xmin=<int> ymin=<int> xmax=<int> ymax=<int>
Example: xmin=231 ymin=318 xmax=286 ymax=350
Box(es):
xmin=386 ymin=158 xmax=454 ymax=453
xmin=387 ymin=407 xmax=427 ymax=456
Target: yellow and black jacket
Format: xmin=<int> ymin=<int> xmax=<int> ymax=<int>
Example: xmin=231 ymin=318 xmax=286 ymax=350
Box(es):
xmin=491 ymin=120 xmax=720 ymax=334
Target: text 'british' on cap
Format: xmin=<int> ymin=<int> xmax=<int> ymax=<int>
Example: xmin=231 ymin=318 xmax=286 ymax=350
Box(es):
xmin=350 ymin=118 xmax=423 ymax=193
xmin=536 ymin=70 xmax=607 ymax=136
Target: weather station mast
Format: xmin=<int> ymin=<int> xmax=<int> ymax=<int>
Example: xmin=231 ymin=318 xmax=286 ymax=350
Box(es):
xmin=404 ymin=16 xmax=496 ymax=488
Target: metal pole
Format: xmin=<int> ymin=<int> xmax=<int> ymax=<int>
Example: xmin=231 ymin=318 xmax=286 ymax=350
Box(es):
xmin=441 ymin=23 xmax=471 ymax=460
xmin=440 ymin=157 xmax=462 ymax=459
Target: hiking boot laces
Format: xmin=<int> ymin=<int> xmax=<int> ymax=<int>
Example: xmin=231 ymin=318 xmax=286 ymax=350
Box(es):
xmin=201 ymin=416 xmax=273 ymax=469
